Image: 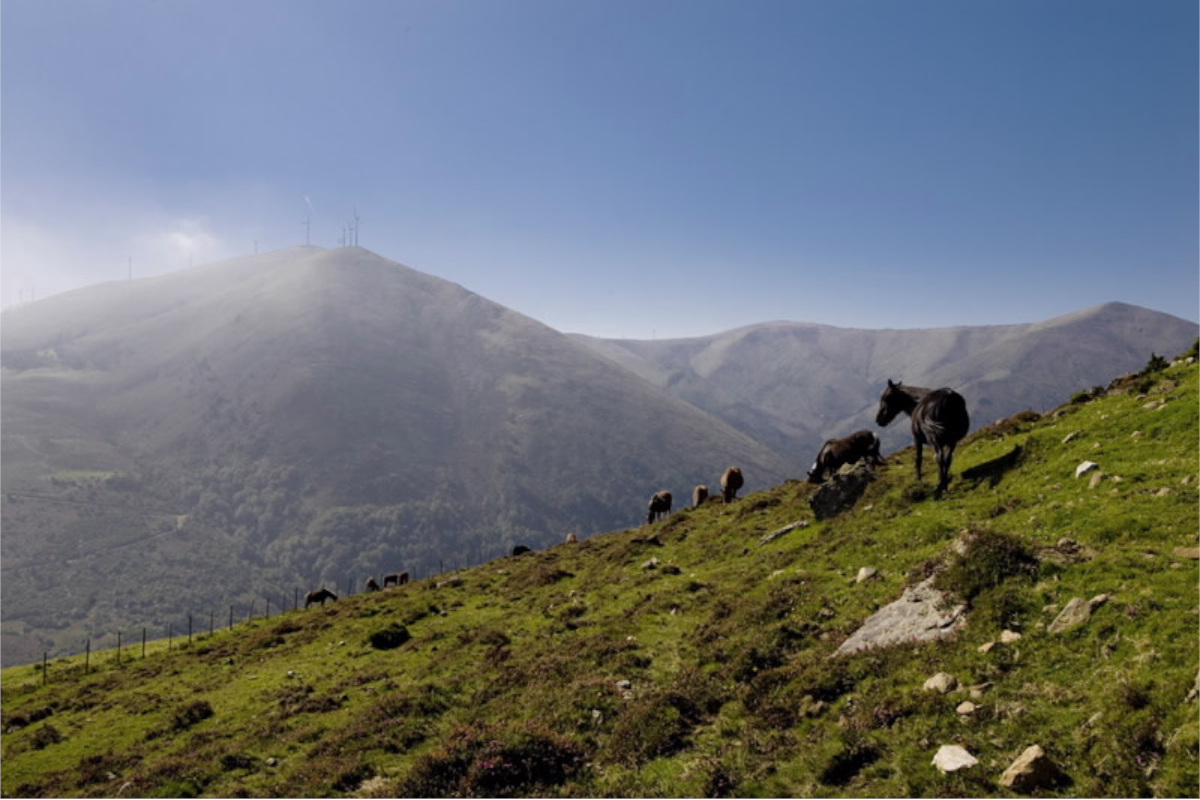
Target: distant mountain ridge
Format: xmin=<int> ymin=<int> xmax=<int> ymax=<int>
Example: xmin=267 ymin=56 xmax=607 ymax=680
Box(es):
xmin=572 ymin=301 xmax=1198 ymax=459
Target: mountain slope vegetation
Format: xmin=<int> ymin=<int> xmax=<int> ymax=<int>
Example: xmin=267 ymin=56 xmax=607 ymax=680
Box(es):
xmin=3 ymin=352 xmax=1196 ymax=798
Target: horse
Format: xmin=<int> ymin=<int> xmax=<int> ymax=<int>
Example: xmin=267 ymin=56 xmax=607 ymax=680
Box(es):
xmin=721 ymin=467 xmax=744 ymax=503
xmin=305 ymin=588 xmax=338 ymax=608
xmin=511 ymin=545 xmax=532 ymax=556
xmin=647 ymin=490 xmax=672 ymax=524
xmin=382 ymin=572 xmax=408 ymax=588
xmin=807 ymin=430 xmax=883 ymax=483
xmin=365 ymin=577 xmax=381 ymax=592
xmin=693 ymin=485 xmax=709 ymax=506
xmin=876 ymin=380 xmax=970 ymax=496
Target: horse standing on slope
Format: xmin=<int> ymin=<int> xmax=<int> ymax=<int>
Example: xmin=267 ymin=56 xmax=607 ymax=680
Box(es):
xmin=807 ymin=430 xmax=883 ymax=483
xmin=875 ymin=380 xmax=970 ymax=497
xmin=305 ymin=588 xmax=338 ymax=608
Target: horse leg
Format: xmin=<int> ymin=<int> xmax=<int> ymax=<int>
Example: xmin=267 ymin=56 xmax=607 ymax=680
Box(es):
xmin=914 ymin=439 xmax=924 ymax=482
xmin=934 ymin=445 xmax=953 ymax=497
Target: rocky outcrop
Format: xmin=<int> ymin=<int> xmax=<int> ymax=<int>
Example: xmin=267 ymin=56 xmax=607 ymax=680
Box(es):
xmin=834 ymin=577 xmax=966 ymax=657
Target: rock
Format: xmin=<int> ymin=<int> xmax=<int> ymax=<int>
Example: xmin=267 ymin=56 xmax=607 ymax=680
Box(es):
xmin=978 ymin=641 xmax=996 ymax=654
xmin=999 ymin=744 xmax=1060 ymax=792
xmin=266 ymin=757 xmax=279 ymax=767
xmin=1000 ymin=630 xmax=1023 ymax=644
xmin=955 ymin=701 xmax=978 ymax=716
xmin=924 ymin=672 xmax=958 ymax=694
xmin=797 ymin=694 xmax=827 ymax=718
xmin=1075 ymin=461 xmax=1100 ymax=478
xmin=834 ymin=577 xmax=966 ymax=657
xmin=760 ymin=519 xmax=810 ymax=545
xmin=1062 ymin=430 xmax=1083 ymax=444
xmin=932 ymin=744 xmax=978 ymax=773
xmin=1048 ymin=594 xmax=1109 ymax=634
xmin=855 ymin=567 xmax=878 ymax=584
xmin=1154 ymin=487 xmax=1174 ymax=497
xmin=809 ymin=464 xmax=875 ymax=520
xmin=1088 ymin=471 xmax=1104 ymax=489
xmin=1188 ymin=671 xmax=1199 ymax=703
xmin=1172 ymin=547 xmax=1199 ymax=560
xmin=641 ymin=557 xmax=660 ymax=570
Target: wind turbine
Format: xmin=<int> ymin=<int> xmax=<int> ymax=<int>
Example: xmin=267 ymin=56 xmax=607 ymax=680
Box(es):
xmin=302 ymin=195 xmax=313 ymax=246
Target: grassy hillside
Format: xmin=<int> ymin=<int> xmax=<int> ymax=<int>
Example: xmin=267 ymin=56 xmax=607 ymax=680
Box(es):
xmin=2 ymin=353 xmax=1196 ymax=798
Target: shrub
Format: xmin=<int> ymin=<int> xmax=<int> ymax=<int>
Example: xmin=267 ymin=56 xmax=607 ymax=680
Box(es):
xmin=933 ymin=529 xmax=1038 ymax=604
xmin=395 ymin=722 xmax=584 ymax=797
xmin=171 ymin=700 xmax=214 ymax=732
xmin=368 ymin=623 xmax=411 ymax=650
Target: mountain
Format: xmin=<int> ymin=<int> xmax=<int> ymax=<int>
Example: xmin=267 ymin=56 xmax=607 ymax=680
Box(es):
xmin=572 ymin=302 xmax=1198 ymax=461
xmin=3 ymin=356 xmax=1196 ymax=797
xmin=0 ymin=247 xmax=789 ymax=665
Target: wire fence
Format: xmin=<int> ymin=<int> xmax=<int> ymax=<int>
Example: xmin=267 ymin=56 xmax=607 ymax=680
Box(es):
xmin=23 ymin=563 xmax=467 ymax=687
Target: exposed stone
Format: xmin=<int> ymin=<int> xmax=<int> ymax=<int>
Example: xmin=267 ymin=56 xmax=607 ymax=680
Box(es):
xmin=1088 ymin=471 xmax=1104 ymax=489
xmin=1061 ymin=430 xmax=1083 ymax=444
xmin=1048 ymin=594 xmax=1109 ymax=633
xmin=797 ymin=694 xmax=827 ymax=718
xmin=1172 ymin=547 xmax=1200 ymax=560
xmin=1154 ymin=487 xmax=1174 ymax=497
xmin=1075 ymin=461 xmax=1100 ymax=478
xmin=809 ymin=464 xmax=875 ymax=520
xmin=978 ymin=641 xmax=996 ymax=654
xmin=834 ymin=577 xmax=966 ymax=657
xmin=924 ymin=672 xmax=958 ymax=694
xmin=1000 ymin=630 xmax=1023 ymax=644
xmin=999 ymin=744 xmax=1060 ymax=792
xmin=855 ymin=566 xmax=878 ymax=584
xmin=760 ymin=519 xmax=810 ymax=545
xmin=955 ymin=701 xmax=978 ymax=716
xmin=932 ymin=744 xmax=978 ymax=773
xmin=641 ymin=557 xmax=660 ymax=570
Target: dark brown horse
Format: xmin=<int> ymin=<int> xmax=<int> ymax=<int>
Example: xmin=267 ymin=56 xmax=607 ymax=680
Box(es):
xmin=720 ymin=467 xmax=744 ymax=503
xmin=807 ymin=430 xmax=883 ymax=483
xmin=305 ymin=588 xmax=338 ymax=608
xmin=382 ymin=571 xmax=409 ymax=587
xmin=647 ymin=490 xmax=672 ymax=524
xmin=876 ymin=380 xmax=969 ymax=496
xmin=365 ymin=577 xmax=381 ymax=592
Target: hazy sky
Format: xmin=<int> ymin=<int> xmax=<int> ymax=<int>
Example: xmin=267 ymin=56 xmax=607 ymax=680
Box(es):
xmin=3 ymin=0 xmax=1196 ymax=338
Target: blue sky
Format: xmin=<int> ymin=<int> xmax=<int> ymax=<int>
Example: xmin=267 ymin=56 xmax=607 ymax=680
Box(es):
xmin=3 ymin=0 xmax=1196 ymax=338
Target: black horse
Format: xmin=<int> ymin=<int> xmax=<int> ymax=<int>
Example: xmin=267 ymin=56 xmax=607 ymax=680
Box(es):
xmin=876 ymin=380 xmax=969 ymax=496
xmin=305 ymin=587 xmax=338 ymax=608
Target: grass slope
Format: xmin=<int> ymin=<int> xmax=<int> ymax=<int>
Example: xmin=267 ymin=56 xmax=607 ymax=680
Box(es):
xmin=2 ymin=355 xmax=1197 ymax=798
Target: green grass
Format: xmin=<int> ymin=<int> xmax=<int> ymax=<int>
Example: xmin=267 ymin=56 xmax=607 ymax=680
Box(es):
xmin=2 ymin=358 xmax=1197 ymax=797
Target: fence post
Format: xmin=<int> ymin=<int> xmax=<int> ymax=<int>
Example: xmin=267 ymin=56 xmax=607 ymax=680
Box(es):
xmin=247 ymin=601 xmax=254 ymax=623
xmin=116 ymin=631 xmax=122 ymax=666
xmin=42 ymin=652 xmax=47 ymax=686
xmin=209 ymin=610 xmax=215 ymax=637
xmin=188 ymin=614 xmax=193 ymax=645
xmin=266 ymin=598 xmax=271 ymax=619
xmin=294 ymin=588 xmax=299 ymax=612
xmin=85 ymin=638 xmax=90 ymax=673
xmin=142 ymin=628 xmax=146 ymax=659
xmin=229 ymin=606 xmax=234 ymax=630
xmin=168 ymin=623 xmax=173 ymax=651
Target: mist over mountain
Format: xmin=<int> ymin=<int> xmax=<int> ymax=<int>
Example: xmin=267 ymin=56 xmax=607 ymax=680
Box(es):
xmin=0 ymin=247 xmax=787 ymax=664
xmin=573 ymin=302 xmax=1198 ymax=460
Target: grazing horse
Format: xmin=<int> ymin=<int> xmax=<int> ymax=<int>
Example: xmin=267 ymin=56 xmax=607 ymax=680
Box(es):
xmin=382 ymin=572 xmax=408 ymax=588
xmin=876 ymin=380 xmax=970 ymax=496
xmin=693 ymin=485 xmax=709 ymax=506
xmin=305 ymin=588 xmax=338 ymax=608
xmin=365 ymin=577 xmax=381 ymax=592
xmin=721 ymin=467 xmax=744 ymax=503
xmin=807 ymin=430 xmax=883 ymax=483
xmin=511 ymin=545 xmax=532 ymax=556
xmin=647 ymin=490 xmax=672 ymax=524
